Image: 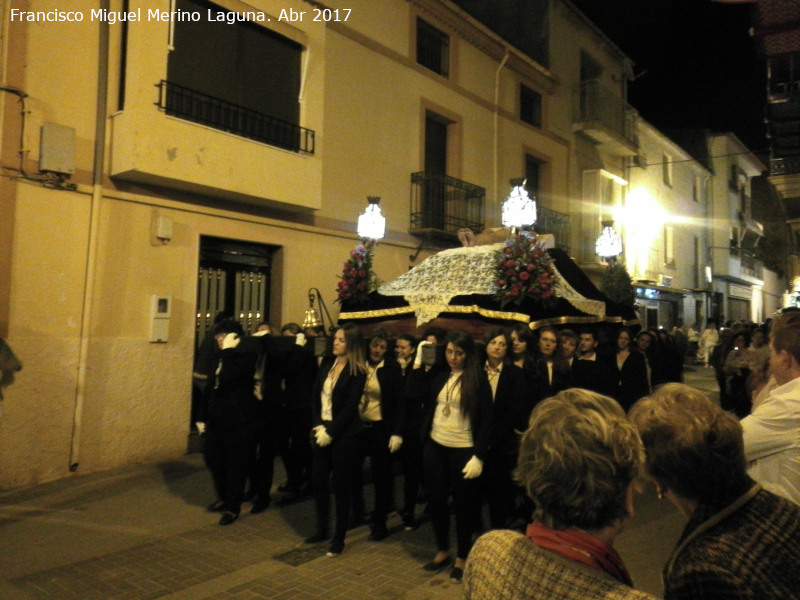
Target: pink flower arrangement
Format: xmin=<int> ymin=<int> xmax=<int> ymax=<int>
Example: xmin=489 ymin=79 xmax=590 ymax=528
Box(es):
xmin=336 ymin=241 xmax=376 ymax=304
xmin=493 ymin=234 xmax=556 ymax=308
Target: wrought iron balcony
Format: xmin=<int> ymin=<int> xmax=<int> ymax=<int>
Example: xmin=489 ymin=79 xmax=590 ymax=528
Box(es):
xmin=533 ymin=205 xmax=571 ymax=255
xmin=574 ymin=79 xmax=639 ymax=156
xmin=410 ymin=172 xmax=485 ymax=240
xmin=771 ymin=156 xmax=800 ymax=176
xmin=156 ymin=80 xmax=315 ymax=154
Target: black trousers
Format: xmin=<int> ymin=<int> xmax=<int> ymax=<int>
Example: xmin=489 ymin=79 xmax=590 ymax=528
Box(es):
xmin=359 ymin=421 xmax=392 ymax=528
xmin=204 ymin=419 xmax=261 ymax=514
xmin=485 ymin=442 xmax=520 ymax=529
xmin=423 ymin=439 xmax=482 ymax=560
xmin=280 ymin=407 xmax=313 ymax=491
xmin=399 ymin=426 xmax=423 ymax=516
xmin=311 ymin=431 xmax=362 ymax=544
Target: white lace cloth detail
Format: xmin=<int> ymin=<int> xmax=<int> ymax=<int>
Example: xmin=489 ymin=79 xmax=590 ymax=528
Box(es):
xmin=378 ymin=244 xmax=606 ymax=325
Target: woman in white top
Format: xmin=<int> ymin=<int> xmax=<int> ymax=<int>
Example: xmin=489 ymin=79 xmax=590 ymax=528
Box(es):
xmin=698 ymin=318 xmax=720 ymax=367
xmin=305 ymin=324 xmax=367 ymax=557
xmin=413 ymin=329 xmax=493 ymax=582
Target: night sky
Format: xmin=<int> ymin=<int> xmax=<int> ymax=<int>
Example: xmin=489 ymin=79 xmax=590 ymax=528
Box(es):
xmin=568 ymin=0 xmax=767 ymax=157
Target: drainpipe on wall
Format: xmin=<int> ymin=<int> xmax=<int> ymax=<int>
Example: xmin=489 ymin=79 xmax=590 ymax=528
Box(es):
xmin=493 ymin=49 xmax=510 ymax=208
xmin=70 ymin=1 xmax=109 ymax=472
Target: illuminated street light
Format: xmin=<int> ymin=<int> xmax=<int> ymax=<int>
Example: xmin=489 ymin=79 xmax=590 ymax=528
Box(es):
xmin=596 ymin=219 xmax=622 ymax=262
xmin=501 ymin=178 xmax=537 ymax=231
xmin=357 ymin=196 xmax=386 ymax=241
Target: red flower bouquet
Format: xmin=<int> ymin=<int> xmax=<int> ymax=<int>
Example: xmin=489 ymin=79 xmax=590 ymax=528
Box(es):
xmin=493 ymin=234 xmax=556 ymax=308
xmin=336 ymin=241 xmax=377 ymax=305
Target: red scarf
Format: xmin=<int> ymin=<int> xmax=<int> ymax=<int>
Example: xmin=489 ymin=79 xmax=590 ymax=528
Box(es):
xmin=526 ymin=522 xmax=633 ymax=587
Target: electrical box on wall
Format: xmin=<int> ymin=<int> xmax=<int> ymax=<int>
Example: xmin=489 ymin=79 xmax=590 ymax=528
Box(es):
xmin=149 ymin=295 xmax=171 ymax=343
xmin=40 ymin=123 xmax=76 ymax=174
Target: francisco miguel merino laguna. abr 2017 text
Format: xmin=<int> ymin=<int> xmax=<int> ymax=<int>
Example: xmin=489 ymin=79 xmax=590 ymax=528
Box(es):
xmin=10 ymin=8 xmax=289 ymax=25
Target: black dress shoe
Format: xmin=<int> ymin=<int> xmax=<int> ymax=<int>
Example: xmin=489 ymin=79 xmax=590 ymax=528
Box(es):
xmin=326 ymin=540 xmax=344 ymax=557
xmin=304 ymin=531 xmax=328 ymax=544
xmin=206 ymin=500 xmax=225 ymax=513
xmin=449 ymin=567 xmax=463 ymax=582
xmin=218 ymin=511 xmax=238 ymax=526
xmin=422 ymin=556 xmax=453 ymax=571
xmin=250 ymin=498 xmax=270 ymax=514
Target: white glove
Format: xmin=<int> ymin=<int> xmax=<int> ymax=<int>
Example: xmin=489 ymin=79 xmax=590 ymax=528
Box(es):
xmin=314 ymin=425 xmax=333 ymax=447
xmin=295 ymin=333 xmax=307 ymax=347
xmin=252 ymin=330 xmax=269 ymax=337
xmin=222 ymin=332 xmax=240 ymax=349
xmin=462 ymin=455 xmax=483 ymax=479
xmin=195 ymin=422 xmax=206 ymax=435
xmin=388 ymin=435 xmax=403 ymax=453
xmin=413 ymin=341 xmax=432 ymax=367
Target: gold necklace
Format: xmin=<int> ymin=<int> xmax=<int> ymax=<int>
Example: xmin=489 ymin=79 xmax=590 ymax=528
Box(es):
xmin=442 ymin=373 xmax=461 ymax=417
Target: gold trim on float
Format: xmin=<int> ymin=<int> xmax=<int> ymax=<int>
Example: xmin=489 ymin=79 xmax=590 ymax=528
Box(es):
xmin=339 ymin=307 xmax=415 ymax=320
xmin=341 ymin=305 xmax=641 ymax=329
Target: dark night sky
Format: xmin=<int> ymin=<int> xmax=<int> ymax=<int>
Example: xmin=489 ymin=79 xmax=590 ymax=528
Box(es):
xmin=568 ymin=0 xmax=768 ymax=156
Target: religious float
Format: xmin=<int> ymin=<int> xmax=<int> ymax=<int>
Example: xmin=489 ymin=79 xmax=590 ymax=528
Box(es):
xmin=335 ymin=233 xmax=639 ymax=341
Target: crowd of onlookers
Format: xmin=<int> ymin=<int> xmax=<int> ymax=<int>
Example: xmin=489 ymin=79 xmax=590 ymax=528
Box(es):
xmin=192 ymin=308 xmax=800 ymax=598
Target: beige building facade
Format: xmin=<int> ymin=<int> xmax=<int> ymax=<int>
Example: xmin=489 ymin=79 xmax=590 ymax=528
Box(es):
xmin=0 ymin=0 xmax=643 ymax=488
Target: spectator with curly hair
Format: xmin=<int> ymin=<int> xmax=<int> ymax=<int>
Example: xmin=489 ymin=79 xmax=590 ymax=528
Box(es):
xmin=465 ymin=389 xmax=654 ymax=599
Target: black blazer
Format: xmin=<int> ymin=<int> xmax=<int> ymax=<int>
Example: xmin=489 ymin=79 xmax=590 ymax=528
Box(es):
xmin=536 ymin=358 xmax=574 ymax=402
xmin=571 ymin=357 xmax=616 ymax=398
xmin=419 ymin=369 xmax=494 ymax=461
xmin=487 ymin=363 xmax=529 ymax=451
xmin=372 ymin=360 xmax=405 ymax=436
xmin=201 ymin=346 xmax=260 ymax=429
xmin=311 ymin=358 xmax=367 ymax=440
xmin=609 ymin=350 xmax=650 ymax=412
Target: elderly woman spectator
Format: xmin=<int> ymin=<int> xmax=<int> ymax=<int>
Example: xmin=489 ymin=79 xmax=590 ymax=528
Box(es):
xmin=465 ymin=389 xmax=655 ymax=600
xmin=629 ymin=383 xmax=800 ymax=599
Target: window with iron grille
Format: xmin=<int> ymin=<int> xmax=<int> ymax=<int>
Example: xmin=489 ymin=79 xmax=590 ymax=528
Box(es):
xmin=416 ymin=18 xmax=450 ymax=77
xmin=520 ymin=84 xmax=542 ymax=128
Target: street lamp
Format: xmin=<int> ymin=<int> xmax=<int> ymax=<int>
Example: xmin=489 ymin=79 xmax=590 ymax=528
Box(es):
xmin=357 ymin=196 xmax=386 ymax=241
xmin=596 ymin=219 xmax=622 ymax=263
xmin=501 ymin=178 xmax=537 ymax=232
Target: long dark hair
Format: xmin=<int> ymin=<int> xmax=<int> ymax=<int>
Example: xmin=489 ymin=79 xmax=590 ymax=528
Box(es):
xmin=446 ymin=329 xmax=483 ymax=421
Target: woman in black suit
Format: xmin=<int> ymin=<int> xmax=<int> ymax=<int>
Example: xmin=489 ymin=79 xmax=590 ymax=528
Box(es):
xmin=534 ymin=325 xmax=573 ymax=402
xmin=414 ymin=329 xmax=493 ymax=582
xmin=611 ymin=327 xmax=650 ymax=412
xmin=305 ymin=323 xmax=367 ymax=557
xmin=481 ymin=328 xmax=528 ymax=530
xmin=358 ymin=328 xmax=405 ymax=541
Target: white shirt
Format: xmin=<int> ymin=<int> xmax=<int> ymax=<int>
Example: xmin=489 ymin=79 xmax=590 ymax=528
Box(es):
xmin=741 ymin=376 xmax=800 ymax=505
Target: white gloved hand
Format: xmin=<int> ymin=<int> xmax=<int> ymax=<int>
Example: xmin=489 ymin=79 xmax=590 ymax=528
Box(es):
xmin=222 ymin=332 xmax=241 ymax=349
xmin=388 ymin=435 xmax=403 ymax=453
xmin=315 ymin=426 xmax=333 ymax=447
xmin=462 ymin=455 xmax=483 ymax=479
xmin=252 ymin=330 xmax=269 ymax=337
xmin=413 ymin=341 xmax=432 ymax=367
xmin=195 ymin=422 xmax=206 ymax=435
xmin=295 ymin=333 xmax=307 ymax=347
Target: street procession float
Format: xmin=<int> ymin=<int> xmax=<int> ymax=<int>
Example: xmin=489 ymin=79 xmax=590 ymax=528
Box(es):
xmin=334 ymin=185 xmax=639 ymax=342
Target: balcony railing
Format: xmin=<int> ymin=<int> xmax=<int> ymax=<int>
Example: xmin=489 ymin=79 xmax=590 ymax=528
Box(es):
xmin=410 ymin=172 xmax=485 ymax=239
xmin=533 ymin=205 xmax=571 ymax=255
xmin=771 ymin=156 xmax=800 ymax=176
xmin=730 ymin=247 xmax=764 ymax=280
xmin=574 ymin=79 xmax=638 ymax=154
xmin=156 ymin=80 xmax=315 ymax=154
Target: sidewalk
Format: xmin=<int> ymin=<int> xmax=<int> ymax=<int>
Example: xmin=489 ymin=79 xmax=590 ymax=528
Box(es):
xmin=0 ymin=368 xmax=717 ymax=599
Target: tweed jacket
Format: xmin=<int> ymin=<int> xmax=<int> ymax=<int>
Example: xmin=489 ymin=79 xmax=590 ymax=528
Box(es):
xmin=664 ymin=484 xmax=800 ymax=600
xmin=464 ymin=529 xmax=656 ymax=600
